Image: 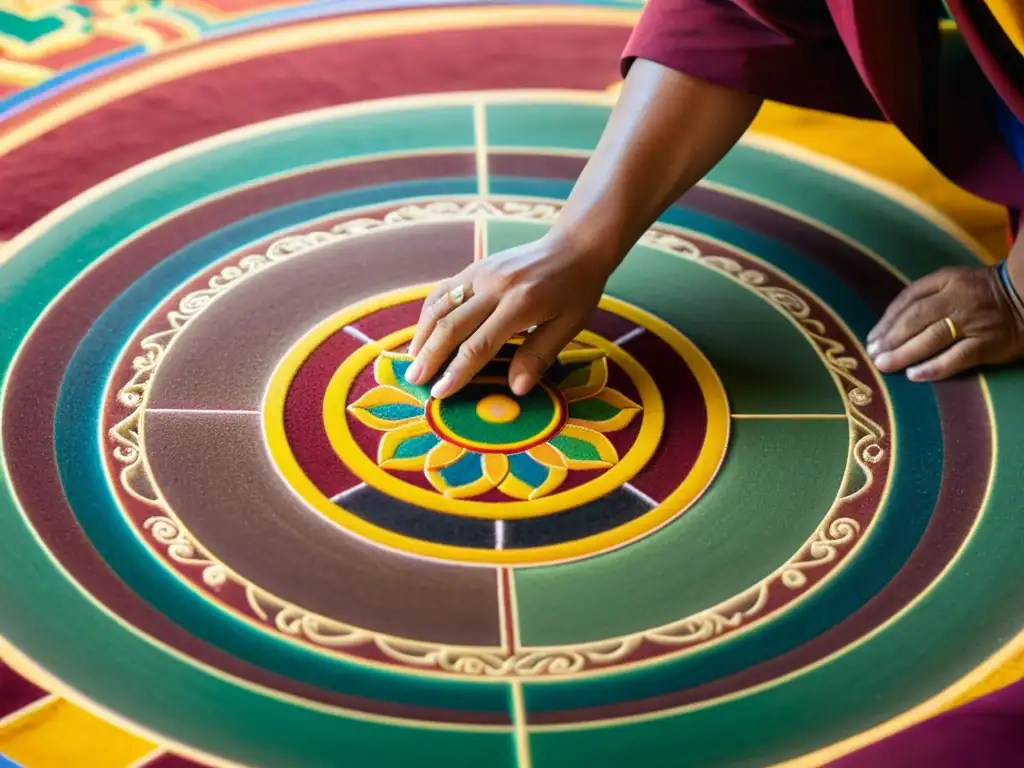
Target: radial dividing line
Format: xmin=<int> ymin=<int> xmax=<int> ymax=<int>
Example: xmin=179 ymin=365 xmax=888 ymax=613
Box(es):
xmin=331 ymin=483 xmax=367 ymax=504
xmin=731 ymin=413 xmax=849 ymax=420
xmin=474 ymin=100 xmax=490 ymax=197
xmin=612 ymin=327 xmax=645 ymax=347
xmin=342 ymin=324 xmax=377 ymax=345
xmin=511 ymin=681 xmax=533 ymax=768
xmin=497 ymin=567 xmax=511 ymax=654
xmin=624 ymin=482 xmax=658 ymax=509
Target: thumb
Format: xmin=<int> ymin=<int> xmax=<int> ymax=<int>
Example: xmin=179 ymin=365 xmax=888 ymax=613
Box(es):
xmin=508 ymin=316 xmax=581 ymax=396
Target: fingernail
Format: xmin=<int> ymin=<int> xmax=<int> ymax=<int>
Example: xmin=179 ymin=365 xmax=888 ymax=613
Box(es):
xmin=405 ymin=360 xmax=422 ymax=384
xmin=510 ymin=373 xmax=532 ymax=395
xmin=906 ymin=366 xmax=927 ymax=382
xmin=866 ymin=341 xmax=880 ymax=356
xmin=873 ymin=352 xmax=891 ymax=369
xmin=430 ymin=371 xmax=453 ymax=399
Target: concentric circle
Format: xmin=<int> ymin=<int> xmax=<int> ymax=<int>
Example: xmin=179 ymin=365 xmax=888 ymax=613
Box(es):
xmin=426 ymin=381 xmax=566 ymax=454
xmin=262 ymin=280 xmax=726 ymax=563
xmin=0 ymin=20 xmax=1017 ymax=765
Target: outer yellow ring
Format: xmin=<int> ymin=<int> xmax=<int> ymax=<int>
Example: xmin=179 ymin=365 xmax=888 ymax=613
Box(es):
xmin=314 ymin=289 xmax=665 ymax=520
xmin=264 ymin=285 xmax=730 ymax=565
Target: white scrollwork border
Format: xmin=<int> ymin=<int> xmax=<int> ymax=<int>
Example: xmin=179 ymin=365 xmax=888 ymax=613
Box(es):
xmin=107 ymin=198 xmax=885 ymax=677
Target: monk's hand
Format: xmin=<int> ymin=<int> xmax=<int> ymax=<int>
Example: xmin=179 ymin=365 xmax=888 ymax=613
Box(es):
xmin=866 ymin=264 xmax=1024 ymax=382
xmin=404 ymin=233 xmax=614 ymax=399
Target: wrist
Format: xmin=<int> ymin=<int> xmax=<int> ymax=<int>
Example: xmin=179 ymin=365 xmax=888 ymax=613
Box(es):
xmin=999 ymin=239 xmax=1024 ymax=319
xmin=1006 ymin=232 xmax=1024 ymax=287
xmin=544 ymin=212 xmax=631 ymax=276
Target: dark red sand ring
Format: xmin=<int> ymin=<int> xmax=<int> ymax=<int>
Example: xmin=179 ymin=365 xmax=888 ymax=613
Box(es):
xmin=288 ymin=303 xmax=696 ymax=502
xmin=0 ymin=22 xmax=630 ymax=238
xmin=284 ymin=328 xmax=366 ymax=498
xmin=325 ymin=305 xmax=647 ymax=499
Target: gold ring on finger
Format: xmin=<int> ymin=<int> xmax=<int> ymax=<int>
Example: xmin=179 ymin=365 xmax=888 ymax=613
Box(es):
xmin=449 ymin=284 xmax=469 ymax=307
xmin=943 ymin=316 xmax=958 ymax=342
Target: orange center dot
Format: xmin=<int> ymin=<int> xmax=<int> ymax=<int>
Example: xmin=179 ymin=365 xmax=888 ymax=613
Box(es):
xmin=476 ymin=393 xmax=520 ymax=424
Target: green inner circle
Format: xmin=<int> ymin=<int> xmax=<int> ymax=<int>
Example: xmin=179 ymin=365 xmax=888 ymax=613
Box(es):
xmin=437 ymin=381 xmax=556 ymax=446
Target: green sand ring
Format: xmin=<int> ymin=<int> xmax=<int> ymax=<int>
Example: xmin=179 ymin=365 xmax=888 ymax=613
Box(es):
xmin=427 ymin=379 xmax=566 ymax=453
xmin=0 ymin=89 xmax=1013 ymax=768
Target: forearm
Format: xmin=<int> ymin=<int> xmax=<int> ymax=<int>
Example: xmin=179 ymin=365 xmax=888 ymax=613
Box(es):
xmin=548 ymin=58 xmax=763 ymax=269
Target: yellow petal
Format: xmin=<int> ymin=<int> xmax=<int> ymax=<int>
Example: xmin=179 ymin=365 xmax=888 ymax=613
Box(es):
xmin=549 ymin=424 xmax=618 ymax=470
xmin=556 ymin=347 xmax=605 ymax=364
xmin=378 ymin=421 xmax=436 ymax=471
xmin=350 ymin=385 xmax=421 ymax=409
xmin=482 ymin=453 xmax=510 ymax=486
xmin=374 ymin=351 xmax=414 ymax=387
xmin=443 ymin=476 xmax=497 ymax=499
xmin=498 ymin=474 xmax=536 ymax=501
xmin=500 ymin=450 xmax=568 ymax=500
xmin=567 ymin=387 xmax=642 ymax=432
xmin=426 ymin=452 xmax=508 ymax=499
xmin=347 ymin=386 xmax=423 ymax=430
xmin=526 ymin=443 xmax=568 ymax=470
xmin=425 ymin=440 xmax=466 ymax=471
xmin=530 ymin=464 xmax=568 ymax=499
xmin=559 ymin=357 xmax=609 ymax=403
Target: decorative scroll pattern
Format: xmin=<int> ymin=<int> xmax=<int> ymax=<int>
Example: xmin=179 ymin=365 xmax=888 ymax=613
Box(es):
xmin=108 ymin=198 xmax=887 ymax=678
xmin=640 ymin=230 xmax=886 ymax=501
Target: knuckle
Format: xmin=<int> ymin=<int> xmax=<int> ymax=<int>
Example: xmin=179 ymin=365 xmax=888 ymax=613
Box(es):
xmin=459 ymin=337 xmax=489 ymax=362
xmin=422 ymin=305 xmax=445 ymax=327
xmin=516 ymin=281 xmax=545 ymax=304
xmin=435 ymin=314 xmax=456 ymax=335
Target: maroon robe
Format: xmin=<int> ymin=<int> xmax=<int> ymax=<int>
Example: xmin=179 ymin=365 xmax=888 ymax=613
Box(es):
xmin=622 ymin=0 xmax=1024 ymax=207
xmin=621 ymin=1 xmax=1024 ymax=764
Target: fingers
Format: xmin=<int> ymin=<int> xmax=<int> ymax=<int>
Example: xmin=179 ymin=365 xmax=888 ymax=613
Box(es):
xmin=409 ymin=279 xmax=473 ymax=358
xmin=429 ymin=302 xmax=531 ymax=399
xmin=872 ymin=317 xmax=957 ymax=374
xmin=408 ymin=283 xmax=452 ymax=358
xmin=866 ymin=273 xmax=945 ymax=350
xmin=405 ymin=295 xmax=495 ymax=387
xmin=867 ymin=292 xmax=948 ymax=357
xmin=508 ymin=317 xmax=582 ymax=395
xmin=904 ymin=338 xmax=985 ymax=382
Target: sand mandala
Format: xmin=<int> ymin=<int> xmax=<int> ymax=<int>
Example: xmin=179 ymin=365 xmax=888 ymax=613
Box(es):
xmin=0 ymin=11 xmax=1022 ymax=768
xmin=100 ymin=196 xmax=887 ymax=684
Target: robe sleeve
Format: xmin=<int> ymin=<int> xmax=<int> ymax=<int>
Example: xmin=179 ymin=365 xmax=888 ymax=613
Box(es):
xmin=621 ymin=0 xmax=881 ymax=119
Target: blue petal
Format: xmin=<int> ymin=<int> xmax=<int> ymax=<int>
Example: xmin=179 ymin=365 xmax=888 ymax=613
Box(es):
xmin=367 ymin=403 xmax=423 ymax=421
xmin=439 ymin=452 xmax=483 ymax=486
xmin=508 ymin=453 xmax=548 ymax=487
